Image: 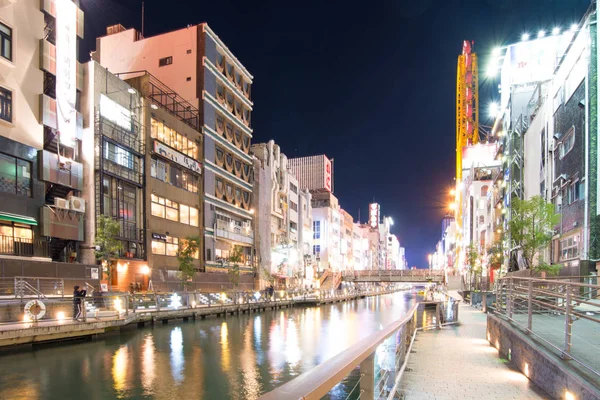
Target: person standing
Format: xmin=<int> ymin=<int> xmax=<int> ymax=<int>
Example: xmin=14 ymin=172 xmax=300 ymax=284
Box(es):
xmin=72 ymin=285 xmax=87 ymax=321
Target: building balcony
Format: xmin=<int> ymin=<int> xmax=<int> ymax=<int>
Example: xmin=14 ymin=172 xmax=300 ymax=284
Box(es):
xmin=215 ymin=220 xmax=253 ymax=245
xmin=0 ymin=235 xmax=50 ymax=258
xmin=40 ymin=206 xmax=83 ymax=241
xmin=39 ymin=150 xmax=83 ymax=190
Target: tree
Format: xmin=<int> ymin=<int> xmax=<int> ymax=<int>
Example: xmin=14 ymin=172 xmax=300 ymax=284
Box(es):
xmin=177 ymin=236 xmax=200 ymax=290
xmin=508 ymin=196 xmax=561 ymax=276
xmin=228 ymin=245 xmax=243 ymax=289
xmin=465 ymin=243 xmax=482 ymax=291
xmin=95 ymin=215 xmax=123 ymax=291
xmin=487 ymin=237 xmax=505 ymax=270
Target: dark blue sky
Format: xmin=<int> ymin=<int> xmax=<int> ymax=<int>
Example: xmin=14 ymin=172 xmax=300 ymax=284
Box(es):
xmin=81 ymin=0 xmax=590 ymax=268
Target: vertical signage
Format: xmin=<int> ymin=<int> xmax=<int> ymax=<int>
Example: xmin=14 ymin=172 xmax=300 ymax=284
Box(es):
xmin=324 ymin=156 xmax=332 ymax=192
xmin=56 ymin=0 xmax=77 ymax=147
xmin=369 ymin=203 xmax=380 ymax=229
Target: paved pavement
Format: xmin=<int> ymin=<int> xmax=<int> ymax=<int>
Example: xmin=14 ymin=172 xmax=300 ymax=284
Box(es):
xmin=399 ymin=301 xmax=549 ymax=400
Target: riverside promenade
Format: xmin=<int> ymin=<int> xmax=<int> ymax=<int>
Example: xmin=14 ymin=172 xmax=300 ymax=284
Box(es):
xmin=399 ymin=295 xmax=549 ymax=400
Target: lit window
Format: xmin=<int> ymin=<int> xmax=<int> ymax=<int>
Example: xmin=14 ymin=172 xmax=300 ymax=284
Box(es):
xmin=151 ymin=240 xmax=166 ymax=255
xmin=165 ymin=199 xmax=179 ymax=222
xmin=0 ymin=153 xmax=31 ymax=197
xmin=0 ymin=87 xmax=12 ymax=123
xmin=0 ymin=22 xmax=12 ymax=62
xmin=166 ymin=236 xmax=179 ymax=256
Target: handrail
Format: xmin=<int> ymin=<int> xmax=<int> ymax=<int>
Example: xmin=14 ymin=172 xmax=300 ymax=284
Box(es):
xmin=259 ymin=303 xmax=419 ymax=400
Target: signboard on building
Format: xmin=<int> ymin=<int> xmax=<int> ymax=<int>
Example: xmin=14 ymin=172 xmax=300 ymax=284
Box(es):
xmin=56 ymin=0 xmax=77 ymax=147
xmin=152 ymin=233 xmax=167 ymax=241
xmin=154 ymin=140 xmax=202 ymax=173
xmin=462 ymin=143 xmax=499 ymax=170
xmin=324 ymin=156 xmax=332 ymax=192
xmin=369 ymin=203 xmax=380 ymax=229
xmin=100 ymin=94 xmax=132 ymax=130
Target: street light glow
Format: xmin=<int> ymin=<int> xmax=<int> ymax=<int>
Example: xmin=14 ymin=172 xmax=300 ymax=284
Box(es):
xmin=521 ymin=33 xmax=530 ymax=41
xmin=571 ymin=23 xmax=578 ymax=32
xmin=552 ymin=27 xmax=560 ymax=35
xmin=486 ymin=64 xmax=497 ymax=78
xmin=488 ymin=102 xmax=499 ymax=119
xmin=492 ymin=47 xmax=501 ymax=56
xmin=537 ymin=30 xmax=545 ymax=38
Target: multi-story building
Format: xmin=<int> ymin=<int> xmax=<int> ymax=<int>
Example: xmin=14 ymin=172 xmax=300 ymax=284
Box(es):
xmin=352 ymin=224 xmax=372 ymax=270
xmin=288 ymin=155 xmax=333 ymax=193
xmin=93 ymin=22 xmax=255 ymax=273
xmin=490 ymin=15 xmax=593 ymax=276
xmin=0 ymin=0 xmax=87 ymax=263
xmin=297 ymin=187 xmax=313 ymax=285
xmin=251 ymin=140 xmax=301 ymax=287
xmin=80 ymin=63 xmax=205 ymax=292
xmin=340 ymin=209 xmax=354 ymax=271
xmin=386 ymin=233 xmax=400 ymax=269
xmin=311 ymin=192 xmax=342 ymax=273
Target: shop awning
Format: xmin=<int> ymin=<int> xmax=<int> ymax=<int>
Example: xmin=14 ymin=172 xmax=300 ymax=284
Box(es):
xmin=0 ymin=212 xmax=38 ymax=226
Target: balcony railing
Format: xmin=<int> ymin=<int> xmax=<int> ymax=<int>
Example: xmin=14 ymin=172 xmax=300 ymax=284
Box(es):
xmin=0 ymin=236 xmax=50 ymax=258
xmin=215 ymin=220 xmax=253 ymax=245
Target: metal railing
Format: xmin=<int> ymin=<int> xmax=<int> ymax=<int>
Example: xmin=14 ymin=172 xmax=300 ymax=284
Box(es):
xmin=0 ymin=277 xmax=99 ymax=299
xmin=260 ymin=297 xmax=460 ymax=399
xmin=343 ymin=269 xmax=445 ymax=279
xmin=0 ymin=285 xmax=403 ymax=326
xmin=494 ymin=277 xmax=600 ymax=378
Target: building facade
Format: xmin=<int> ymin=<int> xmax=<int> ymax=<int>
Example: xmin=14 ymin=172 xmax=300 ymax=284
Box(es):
xmin=288 ymin=155 xmax=333 ymax=193
xmin=0 ymin=0 xmax=86 ymax=263
xmin=94 ymin=23 xmax=255 ymax=274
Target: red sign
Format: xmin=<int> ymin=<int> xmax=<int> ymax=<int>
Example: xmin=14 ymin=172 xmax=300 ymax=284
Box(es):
xmin=324 ymin=157 xmax=332 ymax=192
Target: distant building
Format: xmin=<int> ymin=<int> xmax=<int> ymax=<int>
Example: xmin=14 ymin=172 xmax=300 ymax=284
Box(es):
xmin=288 ymin=155 xmax=333 ymax=193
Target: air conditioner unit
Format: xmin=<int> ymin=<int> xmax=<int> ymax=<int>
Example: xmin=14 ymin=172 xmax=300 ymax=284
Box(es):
xmin=54 ymin=198 xmax=70 ymax=210
xmin=68 ymin=196 xmax=86 ymax=213
xmin=573 ymin=221 xmax=579 ymax=227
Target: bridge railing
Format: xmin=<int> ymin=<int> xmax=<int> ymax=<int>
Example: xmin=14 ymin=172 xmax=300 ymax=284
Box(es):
xmin=342 ymin=269 xmax=445 ymax=279
xmin=260 ymin=297 xmax=460 ymax=400
xmin=494 ymin=276 xmax=600 ymax=379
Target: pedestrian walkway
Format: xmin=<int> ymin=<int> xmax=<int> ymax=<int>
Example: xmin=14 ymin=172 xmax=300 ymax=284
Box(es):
xmin=399 ymin=302 xmax=549 ymax=400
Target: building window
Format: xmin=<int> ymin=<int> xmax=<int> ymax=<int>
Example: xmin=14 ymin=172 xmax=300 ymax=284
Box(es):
xmin=0 ymin=223 xmax=33 ymax=255
xmin=313 ymin=221 xmax=320 ymax=239
xmin=313 ymin=245 xmax=320 ymax=256
xmin=206 ymin=248 xmax=212 ymax=261
xmin=568 ymin=181 xmax=583 ymax=204
xmin=151 ymin=236 xmax=179 ymax=256
xmin=0 ymin=153 xmax=31 ymax=197
xmin=150 ymin=157 xmax=199 ymax=193
xmin=104 ymin=142 xmax=135 ymax=170
xmin=186 ymin=77 xmax=191 ymax=82
xmin=480 ymin=185 xmax=489 ymax=197
xmin=290 ymin=221 xmax=298 ymax=232
xmin=0 ymin=22 xmax=11 ymax=62
xmin=0 ymin=87 xmax=12 ymax=122
xmin=290 ymin=201 xmax=298 ymax=212
xmin=151 ymin=118 xmax=198 ymax=159
xmin=179 ymin=204 xmax=199 ymax=227
xmin=560 ymin=235 xmax=579 ymax=261
xmin=158 ymin=56 xmax=173 ymax=67
xmin=151 ymin=194 xmax=178 ymax=221
xmin=559 ymin=128 xmax=575 ymax=159
xmin=290 ymin=183 xmax=298 ymax=194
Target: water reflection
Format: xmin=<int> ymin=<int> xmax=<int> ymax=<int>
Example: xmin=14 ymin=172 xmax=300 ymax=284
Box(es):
xmin=170 ymin=327 xmax=184 ymax=384
xmin=141 ymin=334 xmax=156 ymax=395
xmin=112 ymin=345 xmax=129 ymax=393
xmin=0 ymin=291 xmax=417 ymax=400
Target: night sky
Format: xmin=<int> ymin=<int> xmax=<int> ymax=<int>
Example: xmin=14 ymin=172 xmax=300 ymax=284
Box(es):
xmin=80 ymin=0 xmax=589 ymax=268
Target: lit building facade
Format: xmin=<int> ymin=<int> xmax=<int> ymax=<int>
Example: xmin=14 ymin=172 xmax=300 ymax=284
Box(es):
xmin=288 ymin=155 xmax=333 ymax=193
xmin=94 ymin=23 xmax=255 ymax=273
xmin=341 ymin=209 xmax=354 ymax=271
xmin=0 ymin=0 xmax=86 ymax=263
xmin=251 ymin=141 xmax=301 ymax=287
xmin=311 ymin=192 xmax=342 ymax=272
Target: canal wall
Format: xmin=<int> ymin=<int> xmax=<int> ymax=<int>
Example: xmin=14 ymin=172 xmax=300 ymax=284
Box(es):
xmin=487 ymin=314 xmax=600 ymax=400
xmin=0 ymin=289 xmax=400 ymax=350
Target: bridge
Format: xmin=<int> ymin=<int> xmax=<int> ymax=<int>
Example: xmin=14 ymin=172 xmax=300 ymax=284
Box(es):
xmin=342 ymin=269 xmax=445 ymax=283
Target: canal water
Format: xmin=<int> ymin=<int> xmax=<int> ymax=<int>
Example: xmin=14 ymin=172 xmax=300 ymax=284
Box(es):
xmin=0 ymin=291 xmax=425 ymax=400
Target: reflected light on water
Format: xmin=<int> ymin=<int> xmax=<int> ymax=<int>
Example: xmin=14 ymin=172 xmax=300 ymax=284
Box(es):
xmin=170 ymin=327 xmax=184 ymax=384
xmin=141 ymin=334 xmax=156 ymax=393
xmin=112 ymin=345 xmax=129 ymax=392
xmin=221 ymin=322 xmax=230 ymax=372
xmin=241 ymin=320 xmax=261 ymax=399
xmin=285 ymin=319 xmax=301 ymax=367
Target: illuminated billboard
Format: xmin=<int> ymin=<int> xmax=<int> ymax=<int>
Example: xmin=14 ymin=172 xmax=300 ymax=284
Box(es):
xmin=56 ymin=0 xmax=78 ymax=147
xmin=369 ymin=203 xmax=380 ymax=229
xmin=324 ymin=156 xmax=332 ymax=192
xmin=462 ymin=143 xmax=500 ymax=170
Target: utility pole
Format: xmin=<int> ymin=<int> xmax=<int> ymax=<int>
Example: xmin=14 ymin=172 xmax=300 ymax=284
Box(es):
xmin=141 ymin=1 xmax=145 ymax=37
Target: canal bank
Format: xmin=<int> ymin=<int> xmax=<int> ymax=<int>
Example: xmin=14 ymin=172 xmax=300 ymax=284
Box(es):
xmin=0 ymin=287 xmax=402 ymax=349
xmin=0 ymin=290 xmax=420 ymax=400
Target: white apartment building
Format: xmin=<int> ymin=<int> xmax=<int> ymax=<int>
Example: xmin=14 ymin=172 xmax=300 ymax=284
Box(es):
xmin=311 ymin=192 xmax=342 ymax=272
xmin=288 ymin=155 xmax=333 ymax=193
xmin=297 ymin=187 xmax=313 ymax=284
